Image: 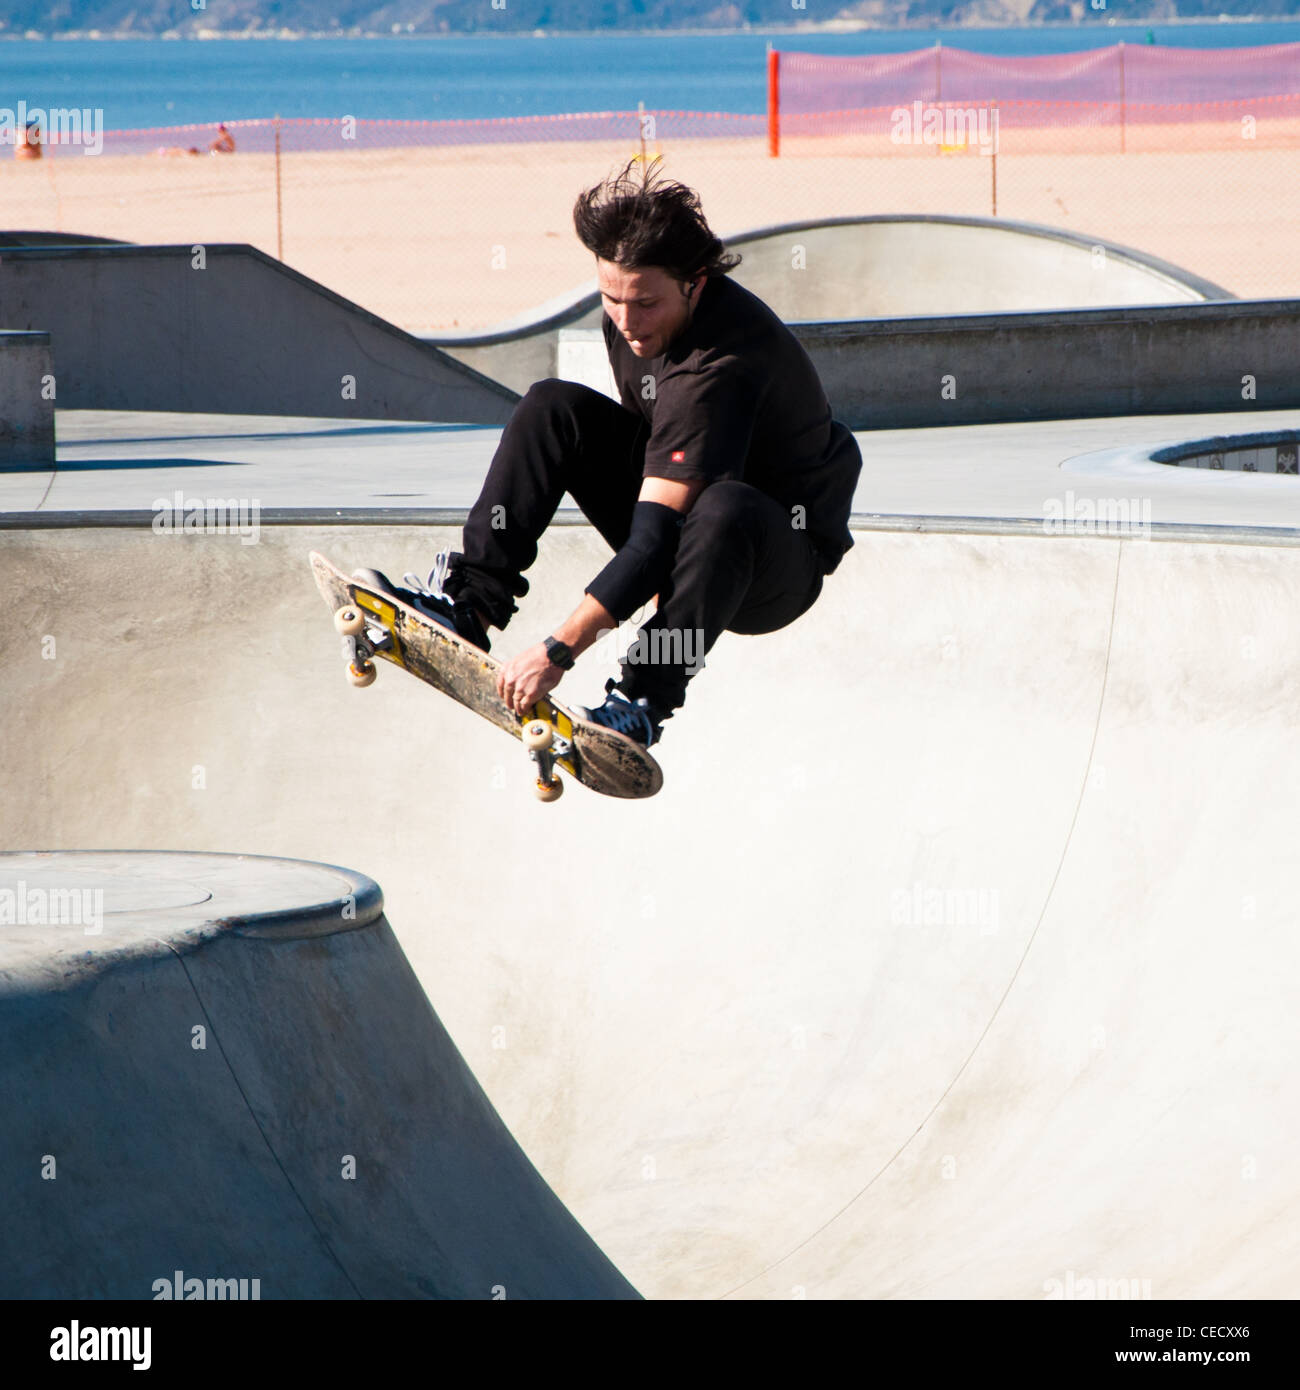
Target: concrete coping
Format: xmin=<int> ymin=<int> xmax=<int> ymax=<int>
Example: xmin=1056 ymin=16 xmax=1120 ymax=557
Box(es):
xmin=2 ymin=507 xmax=1300 ymax=547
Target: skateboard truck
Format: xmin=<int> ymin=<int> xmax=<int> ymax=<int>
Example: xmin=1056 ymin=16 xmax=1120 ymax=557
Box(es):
xmin=333 ymin=604 xmax=392 ymax=687
xmin=522 ymin=717 xmax=573 ymax=803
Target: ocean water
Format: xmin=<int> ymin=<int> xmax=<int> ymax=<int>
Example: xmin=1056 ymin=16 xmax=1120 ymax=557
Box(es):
xmin=1 ymin=22 xmax=1299 ymax=131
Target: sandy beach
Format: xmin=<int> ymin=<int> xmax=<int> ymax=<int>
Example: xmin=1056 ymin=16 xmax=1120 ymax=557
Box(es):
xmin=4 ymin=124 xmax=1297 ymax=330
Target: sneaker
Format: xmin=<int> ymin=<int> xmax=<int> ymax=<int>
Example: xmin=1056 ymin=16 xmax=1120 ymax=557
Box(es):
xmin=351 ymin=552 xmax=491 ymax=652
xmin=579 ymin=679 xmax=665 ymax=748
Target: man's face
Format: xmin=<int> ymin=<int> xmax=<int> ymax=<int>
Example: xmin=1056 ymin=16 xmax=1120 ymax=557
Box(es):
xmin=597 ymin=260 xmax=705 ymax=359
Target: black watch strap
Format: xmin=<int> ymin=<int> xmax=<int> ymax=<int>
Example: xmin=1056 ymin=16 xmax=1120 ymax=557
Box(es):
xmin=544 ymin=636 xmax=575 ymax=670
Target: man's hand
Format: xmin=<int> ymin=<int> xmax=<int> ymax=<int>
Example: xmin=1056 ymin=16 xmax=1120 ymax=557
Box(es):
xmin=496 ymin=594 xmax=617 ymax=716
xmin=497 ymin=642 xmax=565 ymax=716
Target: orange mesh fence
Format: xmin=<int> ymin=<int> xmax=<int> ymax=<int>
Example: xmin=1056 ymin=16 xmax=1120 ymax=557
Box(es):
xmin=775 ymin=40 xmax=1300 ymax=111
xmin=777 ymin=95 xmax=1300 ymax=155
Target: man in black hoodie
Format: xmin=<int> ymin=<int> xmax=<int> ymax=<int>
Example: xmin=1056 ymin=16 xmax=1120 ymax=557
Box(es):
xmin=366 ymin=161 xmax=861 ymax=747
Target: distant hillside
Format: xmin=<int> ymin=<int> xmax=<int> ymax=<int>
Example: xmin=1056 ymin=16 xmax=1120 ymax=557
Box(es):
xmin=2 ymin=0 xmax=1299 ymax=39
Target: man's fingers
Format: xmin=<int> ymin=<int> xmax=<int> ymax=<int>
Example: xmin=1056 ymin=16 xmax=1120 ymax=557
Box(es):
xmin=498 ymin=647 xmax=557 ymax=717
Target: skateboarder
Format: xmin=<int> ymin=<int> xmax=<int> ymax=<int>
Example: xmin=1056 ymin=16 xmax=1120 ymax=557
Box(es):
xmin=359 ymin=161 xmax=861 ymax=747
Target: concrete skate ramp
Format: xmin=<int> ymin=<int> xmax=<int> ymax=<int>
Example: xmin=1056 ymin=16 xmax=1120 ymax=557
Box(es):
xmin=0 ymin=850 xmax=636 ymax=1299
xmin=430 ymin=216 xmax=1232 ymax=394
xmin=2 ymin=519 xmax=1297 ymax=1299
xmin=0 ymin=243 xmax=520 ymax=423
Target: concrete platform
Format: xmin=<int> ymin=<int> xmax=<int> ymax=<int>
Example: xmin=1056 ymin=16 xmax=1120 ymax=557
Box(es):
xmin=0 ymin=850 xmax=635 ymax=1299
xmin=5 ymin=404 xmax=1300 ymax=533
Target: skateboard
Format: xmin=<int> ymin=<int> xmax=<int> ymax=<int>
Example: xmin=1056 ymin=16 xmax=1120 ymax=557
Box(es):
xmin=310 ymin=552 xmax=663 ymax=801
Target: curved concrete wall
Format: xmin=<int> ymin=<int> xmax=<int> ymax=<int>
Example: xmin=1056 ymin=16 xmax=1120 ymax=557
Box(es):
xmin=729 ymin=214 xmax=1230 ymax=319
xmin=3 ymin=518 xmax=1298 ymax=1299
xmin=431 ymin=215 xmax=1232 ymax=396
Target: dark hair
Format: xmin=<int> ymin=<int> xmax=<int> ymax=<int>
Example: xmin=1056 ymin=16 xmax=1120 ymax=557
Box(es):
xmin=573 ymin=159 xmax=741 ymax=285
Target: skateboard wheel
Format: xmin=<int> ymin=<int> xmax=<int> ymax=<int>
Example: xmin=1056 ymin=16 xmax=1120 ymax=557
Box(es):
xmin=534 ymin=777 xmax=564 ymax=803
xmin=334 ymin=606 xmax=366 ymax=638
xmin=522 ymin=719 xmax=555 ymax=752
xmin=347 ymin=661 xmax=376 ymax=688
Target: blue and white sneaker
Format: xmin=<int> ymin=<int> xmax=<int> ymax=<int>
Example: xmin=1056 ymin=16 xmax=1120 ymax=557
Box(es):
xmin=352 ymin=551 xmax=491 ymax=652
xmin=579 ymin=679 xmax=665 ymax=748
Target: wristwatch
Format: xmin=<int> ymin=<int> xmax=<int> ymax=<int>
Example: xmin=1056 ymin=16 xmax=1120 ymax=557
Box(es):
xmin=544 ymin=636 xmax=575 ymax=670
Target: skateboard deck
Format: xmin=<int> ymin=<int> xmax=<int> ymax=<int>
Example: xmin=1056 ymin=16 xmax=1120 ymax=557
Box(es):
xmin=310 ymin=552 xmax=663 ymax=800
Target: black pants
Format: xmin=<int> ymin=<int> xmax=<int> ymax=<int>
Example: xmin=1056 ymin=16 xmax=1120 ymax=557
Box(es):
xmin=444 ymin=378 xmax=825 ymax=715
